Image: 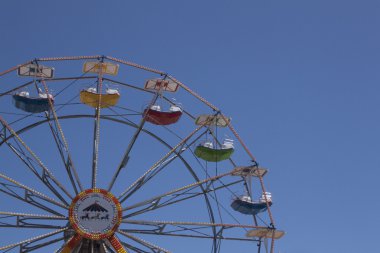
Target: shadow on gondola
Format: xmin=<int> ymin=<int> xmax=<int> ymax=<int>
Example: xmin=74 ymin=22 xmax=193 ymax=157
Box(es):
xmin=12 ymin=89 xmax=54 ymax=113
xmin=231 ymin=192 xmax=272 ymax=215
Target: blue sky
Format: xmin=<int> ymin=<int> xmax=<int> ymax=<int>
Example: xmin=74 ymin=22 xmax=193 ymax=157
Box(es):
xmin=1 ymin=0 xmax=380 ymax=252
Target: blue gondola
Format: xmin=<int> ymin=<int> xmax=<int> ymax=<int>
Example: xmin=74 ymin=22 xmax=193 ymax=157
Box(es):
xmin=231 ymin=193 xmax=272 ymax=215
xmin=12 ymin=91 xmax=53 ymax=113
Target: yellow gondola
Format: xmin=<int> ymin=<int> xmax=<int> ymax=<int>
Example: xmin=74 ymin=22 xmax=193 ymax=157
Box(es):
xmin=80 ymin=88 xmax=120 ymax=108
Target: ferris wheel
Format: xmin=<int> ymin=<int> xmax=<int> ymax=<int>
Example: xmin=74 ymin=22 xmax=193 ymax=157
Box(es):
xmin=0 ymin=56 xmax=284 ymax=253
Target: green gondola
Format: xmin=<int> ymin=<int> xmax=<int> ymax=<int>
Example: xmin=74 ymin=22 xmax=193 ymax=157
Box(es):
xmin=195 ymin=139 xmax=234 ymax=162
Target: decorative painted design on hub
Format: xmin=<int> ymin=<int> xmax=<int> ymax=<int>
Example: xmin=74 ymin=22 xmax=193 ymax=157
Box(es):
xmin=69 ymin=189 xmax=122 ymax=240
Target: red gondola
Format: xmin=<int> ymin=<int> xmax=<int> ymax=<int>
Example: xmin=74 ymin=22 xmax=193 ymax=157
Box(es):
xmin=144 ymin=105 xmax=182 ymax=125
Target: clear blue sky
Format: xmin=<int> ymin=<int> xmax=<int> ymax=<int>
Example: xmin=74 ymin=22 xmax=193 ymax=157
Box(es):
xmin=1 ymin=0 xmax=380 ymax=252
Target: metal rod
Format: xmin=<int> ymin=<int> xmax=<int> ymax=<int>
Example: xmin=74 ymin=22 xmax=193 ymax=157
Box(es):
xmin=0 ymin=172 xmax=67 ymax=209
xmin=92 ymin=59 xmax=104 ymax=189
xmin=122 ymin=170 xmax=233 ymax=212
xmin=0 ymin=211 xmax=66 ymax=219
xmin=0 ymin=116 xmax=74 ymax=200
xmin=118 ymin=125 xmax=204 ymax=203
xmin=122 ymin=220 xmax=266 ymax=229
xmin=108 ymin=92 xmax=159 ymax=191
xmin=118 ymin=230 xmax=171 ymax=253
xmin=0 ymin=227 xmax=68 ymax=251
xmin=41 ymin=79 xmax=83 ymax=193
xmin=105 ymin=56 xmax=165 ymax=75
xmin=0 ymin=60 xmax=32 ymax=77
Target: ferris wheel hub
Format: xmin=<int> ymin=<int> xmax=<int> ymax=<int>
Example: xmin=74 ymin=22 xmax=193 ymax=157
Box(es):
xmin=69 ymin=189 xmax=122 ymax=240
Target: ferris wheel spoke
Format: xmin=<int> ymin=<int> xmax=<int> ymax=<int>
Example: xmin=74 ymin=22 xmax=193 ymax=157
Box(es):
xmin=21 ymin=236 xmax=65 ymax=253
xmin=108 ymin=92 xmax=160 ymax=192
xmin=59 ymin=233 xmax=82 ymax=253
xmin=122 ymin=219 xmax=263 ymax=231
xmin=118 ymin=131 xmax=208 ymax=202
xmin=118 ymin=230 xmax=171 ymax=253
xmin=40 ymin=79 xmax=83 ymax=194
xmin=0 ymin=211 xmax=66 ymax=230
xmin=123 ymin=179 xmax=242 ymax=219
xmin=119 ymin=241 xmax=149 ymax=253
xmin=42 ymin=118 xmax=81 ymax=196
xmin=120 ymin=154 xmax=179 ymax=203
xmin=4 ymin=215 xmax=63 ymax=230
xmin=106 ymin=234 xmax=128 ymax=253
xmin=91 ymin=59 xmax=105 ymax=189
xmin=0 ymin=227 xmax=67 ymax=251
xmin=0 ymin=117 xmax=74 ymax=202
xmin=0 ymin=172 xmax=68 ymax=210
xmin=0 ymin=211 xmax=66 ymax=220
xmin=101 ymin=240 xmax=117 ymax=253
xmin=122 ymin=169 xmax=234 ymax=217
xmin=0 ymin=222 xmax=65 ymax=230
xmin=119 ymin=223 xmax=259 ymax=243
xmin=0 ymin=139 xmax=70 ymax=206
xmin=118 ymin=125 xmax=204 ymax=203
xmin=0 ymin=213 xmax=66 ymax=228
xmin=0 ymin=186 xmax=65 ymax=217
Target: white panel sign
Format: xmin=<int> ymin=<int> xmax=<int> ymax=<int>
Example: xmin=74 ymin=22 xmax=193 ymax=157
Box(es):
xmin=83 ymin=62 xmax=119 ymax=75
xmin=144 ymin=79 xmax=179 ymax=92
xmin=195 ymin=114 xmax=231 ymax=127
xmin=18 ymin=64 xmax=54 ymax=78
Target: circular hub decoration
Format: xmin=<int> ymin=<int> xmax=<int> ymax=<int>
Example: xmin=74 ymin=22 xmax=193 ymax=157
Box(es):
xmin=69 ymin=189 xmax=122 ymax=240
